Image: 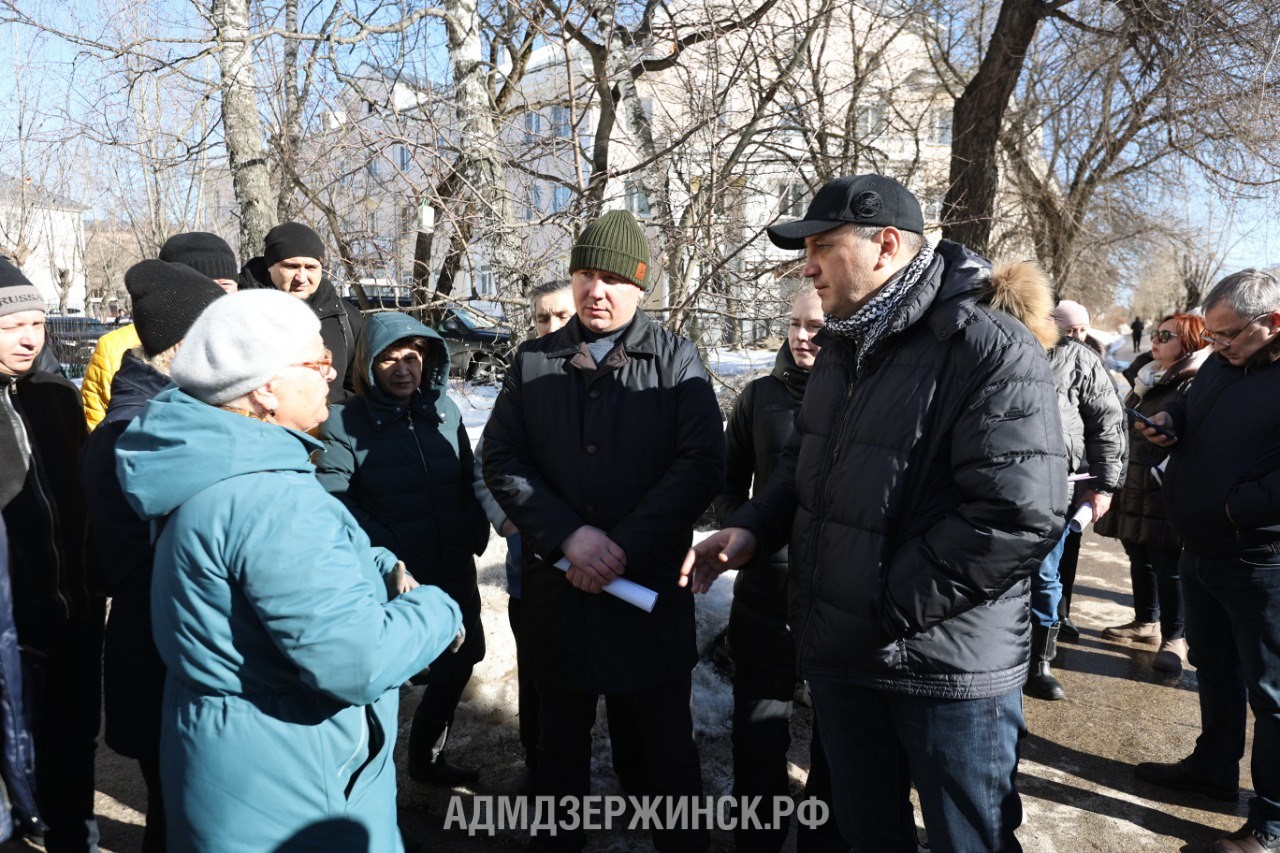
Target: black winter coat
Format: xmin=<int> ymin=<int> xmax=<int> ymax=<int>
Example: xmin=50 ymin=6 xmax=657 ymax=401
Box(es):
xmin=731 ymin=243 xmax=1067 ymax=699
xmin=483 ymin=311 xmax=726 ymax=694
xmin=240 ymin=257 xmax=365 ymax=402
xmin=1165 ymin=343 xmax=1280 ymax=556
xmin=0 ymin=369 xmax=98 ymax=652
xmin=79 ymin=351 xmax=170 ymax=760
xmin=1095 ymin=350 xmax=1206 ymax=550
xmin=1047 ymin=337 xmax=1127 ymax=492
xmin=316 ymin=313 xmax=488 ymax=665
xmin=714 ymin=344 xmax=807 ymax=668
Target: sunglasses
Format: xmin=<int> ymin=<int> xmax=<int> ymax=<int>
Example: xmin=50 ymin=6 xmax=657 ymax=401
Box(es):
xmin=1149 ymin=330 xmax=1178 ymax=344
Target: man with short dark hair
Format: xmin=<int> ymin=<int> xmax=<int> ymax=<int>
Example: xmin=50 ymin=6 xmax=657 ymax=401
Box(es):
xmin=484 ymin=210 xmax=724 ymax=852
xmin=240 ymin=221 xmax=364 ymax=400
xmin=1135 ymin=268 xmax=1280 ymax=853
xmin=684 ymin=174 xmax=1066 ymax=851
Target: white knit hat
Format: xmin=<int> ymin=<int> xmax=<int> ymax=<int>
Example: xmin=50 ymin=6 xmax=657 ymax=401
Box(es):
xmin=171 ymin=289 xmax=322 ymax=405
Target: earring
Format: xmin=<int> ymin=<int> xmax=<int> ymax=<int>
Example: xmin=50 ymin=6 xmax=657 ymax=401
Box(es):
xmin=267 ymin=409 xmax=276 ymax=418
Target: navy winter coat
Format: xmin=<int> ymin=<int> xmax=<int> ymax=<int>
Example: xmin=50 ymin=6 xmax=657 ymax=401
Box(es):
xmin=731 ymin=246 xmax=1068 ymax=699
xmin=79 ymin=351 xmax=171 ymax=760
xmin=316 ymin=312 xmax=488 ymax=664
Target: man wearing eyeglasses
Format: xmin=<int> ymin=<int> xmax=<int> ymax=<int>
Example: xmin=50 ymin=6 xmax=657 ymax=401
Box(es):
xmin=1134 ymin=269 xmax=1280 ymax=853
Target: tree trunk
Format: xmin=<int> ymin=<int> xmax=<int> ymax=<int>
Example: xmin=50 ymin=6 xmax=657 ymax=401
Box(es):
xmin=214 ymin=0 xmax=277 ymax=258
xmin=943 ymin=0 xmax=1049 ymax=254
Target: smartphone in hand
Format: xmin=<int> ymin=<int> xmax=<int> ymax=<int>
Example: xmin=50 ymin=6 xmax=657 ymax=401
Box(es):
xmin=1124 ymin=407 xmax=1176 ymax=440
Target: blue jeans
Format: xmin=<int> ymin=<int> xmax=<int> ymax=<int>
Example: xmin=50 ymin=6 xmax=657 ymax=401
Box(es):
xmin=1181 ymin=550 xmax=1280 ymax=836
xmin=808 ymin=681 xmax=1025 ymax=853
xmin=1030 ymin=528 xmax=1067 ymax=628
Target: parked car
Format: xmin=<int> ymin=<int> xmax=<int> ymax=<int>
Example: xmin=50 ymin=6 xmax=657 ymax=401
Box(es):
xmin=45 ymin=315 xmax=117 ymax=379
xmin=343 ymin=296 xmax=511 ymax=382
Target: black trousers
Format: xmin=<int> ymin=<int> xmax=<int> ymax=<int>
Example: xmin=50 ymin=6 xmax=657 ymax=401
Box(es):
xmin=1056 ymin=530 xmax=1083 ymax=619
xmin=26 ymin=600 xmax=105 ymax=853
xmin=531 ymin=675 xmax=708 ymax=853
xmin=729 ymin=601 xmax=847 ymax=853
xmin=407 ymin=605 xmax=484 ymax=772
xmin=507 ymin=596 xmax=540 ymax=769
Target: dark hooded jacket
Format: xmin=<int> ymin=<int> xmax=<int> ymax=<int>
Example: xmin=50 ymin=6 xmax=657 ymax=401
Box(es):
xmin=240 ymin=256 xmax=365 ymax=402
xmin=1163 ymin=339 xmax=1280 ymax=556
xmin=316 ymin=312 xmax=488 ymax=662
xmin=79 ymin=351 xmax=171 ymax=760
xmin=1095 ymin=348 xmax=1207 ymax=549
xmin=714 ymin=343 xmax=808 ymax=671
xmin=482 ymin=310 xmax=726 ymax=695
xmin=730 ymin=244 xmax=1067 ymax=699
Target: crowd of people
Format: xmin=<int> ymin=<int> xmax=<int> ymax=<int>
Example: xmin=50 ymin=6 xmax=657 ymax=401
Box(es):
xmin=0 ymin=174 xmax=1277 ymax=853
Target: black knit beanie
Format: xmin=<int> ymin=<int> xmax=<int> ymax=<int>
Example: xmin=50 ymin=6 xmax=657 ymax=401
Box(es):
xmin=0 ymin=256 xmax=44 ymax=318
xmin=569 ymin=210 xmax=650 ymax=290
xmin=159 ymin=232 xmax=239 ymax=281
xmin=125 ymin=260 xmax=227 ymax=356
xmin=263 ymin=222 xmax=326 ymax=268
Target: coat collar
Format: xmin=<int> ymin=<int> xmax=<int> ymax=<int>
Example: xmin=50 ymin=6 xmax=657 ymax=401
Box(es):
xmin=543 ymin=311 xmax=659 ymax=360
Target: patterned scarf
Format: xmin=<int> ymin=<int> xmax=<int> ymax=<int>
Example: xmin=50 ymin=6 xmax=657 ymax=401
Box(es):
xmin=823 ymin=241 xmax=936 ymax=376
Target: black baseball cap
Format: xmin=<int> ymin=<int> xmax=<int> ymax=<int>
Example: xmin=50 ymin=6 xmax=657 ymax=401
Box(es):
xmin=767 ymin=174 xmax=925 ymax=250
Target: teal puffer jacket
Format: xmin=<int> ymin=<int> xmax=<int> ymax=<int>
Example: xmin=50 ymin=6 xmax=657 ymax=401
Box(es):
xmin=116 ymin=387 xmax=463 ymax=852
xmin=315 ymin=312 xmax=489 ymax=621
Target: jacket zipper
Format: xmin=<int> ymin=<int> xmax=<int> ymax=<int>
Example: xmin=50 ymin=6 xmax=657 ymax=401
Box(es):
xmin=3 ymin=384 xmax=71 ymax=618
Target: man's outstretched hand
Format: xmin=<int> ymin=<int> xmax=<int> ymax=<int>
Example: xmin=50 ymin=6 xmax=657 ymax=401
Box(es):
xmin=679 ymin=528 xmax=758 ymax=594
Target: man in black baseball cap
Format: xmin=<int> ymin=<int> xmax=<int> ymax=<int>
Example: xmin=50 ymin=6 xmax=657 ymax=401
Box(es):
xmin=683 ymin=175 xmax=1068 ymax=851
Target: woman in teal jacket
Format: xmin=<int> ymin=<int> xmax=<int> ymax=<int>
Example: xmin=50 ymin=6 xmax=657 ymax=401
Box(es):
xmin=115 ymin=291 xmax=463 ymax=852
xmin=317 ymin=311 xmax=488 ymax=786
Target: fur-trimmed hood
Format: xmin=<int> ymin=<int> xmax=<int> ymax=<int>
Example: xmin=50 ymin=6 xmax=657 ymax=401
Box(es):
xmin=987 ymin=260 xmax=1059 ymax=350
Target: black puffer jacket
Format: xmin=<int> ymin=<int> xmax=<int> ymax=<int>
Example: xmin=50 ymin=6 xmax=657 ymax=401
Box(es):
xmin=240 ymin=257 xmax=364 ymax=402
xmin=483 ymin=311 xmax=726 ymax=694
xmin=731 ymin=244 xmax=1067 ymax=699
xmin=1095 ymin=349 xmax=1207 ymax=549
xmin=714 ymin=343 xmax=807 ymax=659
xmin=0 ymin=369 xmax=98 ymax=651
xmin=1047 ymin=337 xmax=1127 ymax=492
xmin=1165 ymin=341 xmax=1280 ymax=556
xmin=79 ymin=351 xmax=170 ymax=760
xmin=315 ymin=312 xmax=488 ymax=664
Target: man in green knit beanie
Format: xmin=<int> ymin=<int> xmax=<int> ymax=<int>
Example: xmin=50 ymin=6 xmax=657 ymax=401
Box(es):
xmin=482 ymin=209 xmax=725 ymax=852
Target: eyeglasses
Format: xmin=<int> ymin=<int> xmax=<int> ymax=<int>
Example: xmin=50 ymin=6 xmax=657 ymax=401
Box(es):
xmin=1200 ymin=313 xmax=1272 ymax=347
xmin=292 ymin=348 xmax=335 ymax=378
xmin=1149 ymin=330 xmax=1179 ymax=344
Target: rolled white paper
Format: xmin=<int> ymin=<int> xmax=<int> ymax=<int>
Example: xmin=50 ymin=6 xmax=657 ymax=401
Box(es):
xmin=1067 ymin=502 xmax=1094 ymax=534
xmin=553 ymin=558 xmax=659 ymax=613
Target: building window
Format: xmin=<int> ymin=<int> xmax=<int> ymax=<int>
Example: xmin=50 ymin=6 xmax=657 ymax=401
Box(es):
xmin=928 ymin=108 xmax=952 ymax=145
xmin=368 ymin=210 xmax=378 ymax=233
xmin=552 ymin=184 xmax=572 ymax=212
xmin=523 ymin=110 xmax=541 ymax=143
xmin=624 ymin=178 xmax=650 ymax=218
xmin=776 ymin=181 xmax=807 ymax=218
xmin=397 ymin=145 xmax=411 ymax=171
xmin=551 ymin=105 xmax=571 ymax=139
xmin=857 ymin=102 xmax=885 ymax=138
xmin=523 ymin=184 xmax=543 ymax=221
xmin=475 ymin=263 xmax=495 ymax=297
xmin=367 ymin=158 xmax=379 ymax=176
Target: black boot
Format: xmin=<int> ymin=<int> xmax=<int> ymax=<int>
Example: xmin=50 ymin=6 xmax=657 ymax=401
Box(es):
xmin=407 ymin=716 xmax=480 ymax=787
xmin=1057 ymin=598 xmax=1080 ymax=641
xmin=1024 ymin=623 xmax=1066 ymax=701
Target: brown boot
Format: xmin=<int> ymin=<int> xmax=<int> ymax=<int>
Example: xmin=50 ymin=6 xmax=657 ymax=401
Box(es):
xmin=1153 ymin=637 xmax=1188 ymax=673
xmin=1101 ymin=620 xmax=1160 ymax=643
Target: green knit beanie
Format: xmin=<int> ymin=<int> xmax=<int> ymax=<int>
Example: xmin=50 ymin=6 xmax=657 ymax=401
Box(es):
xmin=569 ymin=210 xmax=650 ymax=289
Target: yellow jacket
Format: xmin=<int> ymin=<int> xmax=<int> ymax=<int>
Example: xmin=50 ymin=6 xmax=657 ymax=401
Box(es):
xmin=82 ymin=323 xmax=141 ymax=430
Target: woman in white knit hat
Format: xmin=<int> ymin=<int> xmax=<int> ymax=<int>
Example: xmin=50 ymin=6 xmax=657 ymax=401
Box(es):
xmin=114 ymin=289 xmax=464 ymax=851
